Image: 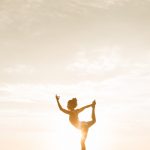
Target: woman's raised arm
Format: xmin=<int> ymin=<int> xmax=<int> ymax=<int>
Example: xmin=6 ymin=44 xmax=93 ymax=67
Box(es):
xmin=77 ymin=103 xmax=92 ymax=113
xmin=55 ymin=95 xmax=70 ymax=114
xmin=77 ymin=100 xmax=96 ymax=113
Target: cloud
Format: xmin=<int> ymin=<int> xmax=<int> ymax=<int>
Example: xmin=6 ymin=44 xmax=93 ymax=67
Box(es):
xmin=1 ymin=67 xmax=150 ymax=103
xmin=4 ymin=64 xmax=34 ymax=74
xmin=67 ymin=47 xmax=150 ymax=76
xmin=0 ymin=0 xmax=149 ymax=38
xmin=70 ymin=0 xmax=130 ymax=10
xmin=67 ymin=47 xmax=120 ymax=74
xmin=67 ymin=48 xmax=121 ymax=75
xmin=0 ymin=0 xmax=138 ymax=26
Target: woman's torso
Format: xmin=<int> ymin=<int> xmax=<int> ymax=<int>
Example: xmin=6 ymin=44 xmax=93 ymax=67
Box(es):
xmin=69 ymin=109 xmax=80 ymax=128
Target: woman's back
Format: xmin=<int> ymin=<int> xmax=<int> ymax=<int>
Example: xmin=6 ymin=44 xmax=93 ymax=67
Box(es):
xmin=69 ymin=109 xmax=80 ymax=128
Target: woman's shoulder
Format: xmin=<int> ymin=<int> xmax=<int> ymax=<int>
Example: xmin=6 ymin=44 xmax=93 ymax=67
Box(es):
xmin=74 ymin=109 xmax=80 ymax=113
xmin=70 ymin=109 xmax=79 ymax=113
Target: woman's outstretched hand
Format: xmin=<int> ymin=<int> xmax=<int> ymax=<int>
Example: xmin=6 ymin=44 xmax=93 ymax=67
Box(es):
xmin=55 ymin=94 xmax=60 ymax=101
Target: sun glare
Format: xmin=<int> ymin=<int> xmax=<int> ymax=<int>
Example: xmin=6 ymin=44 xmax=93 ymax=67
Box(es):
xmin=51 ymin=108 xmax=105 ymax=150
xmin=56 ymin=120 xmax=81 ymax=150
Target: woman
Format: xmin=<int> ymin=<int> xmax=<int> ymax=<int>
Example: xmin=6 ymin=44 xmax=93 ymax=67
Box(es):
xmin=55 ymin=95 xmax=96 ymax=150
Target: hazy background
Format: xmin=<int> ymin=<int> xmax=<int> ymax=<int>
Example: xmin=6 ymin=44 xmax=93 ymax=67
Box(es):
xmin=0 ymin=0 xmax=150 ymax=150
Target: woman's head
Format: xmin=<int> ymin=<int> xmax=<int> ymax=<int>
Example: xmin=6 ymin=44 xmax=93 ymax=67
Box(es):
xmin=67 ymin=98 xmax=77 ymax=110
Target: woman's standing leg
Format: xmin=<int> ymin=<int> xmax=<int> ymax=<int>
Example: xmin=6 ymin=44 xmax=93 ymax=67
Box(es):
xmin=81 ymin=127 xmax=88 ymax=150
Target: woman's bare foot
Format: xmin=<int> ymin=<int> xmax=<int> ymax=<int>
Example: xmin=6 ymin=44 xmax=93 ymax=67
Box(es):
xmin=92 ymin=100 xmax=96 ymax=108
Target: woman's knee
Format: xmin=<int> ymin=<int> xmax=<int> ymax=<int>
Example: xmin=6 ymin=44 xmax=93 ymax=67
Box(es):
xmin=88 ymin=120 xmax=96 ymax=128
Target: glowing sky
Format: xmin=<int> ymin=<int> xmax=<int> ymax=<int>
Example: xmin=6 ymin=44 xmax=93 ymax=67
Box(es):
xmin=0 ymin=0 xmax=150 ymax=150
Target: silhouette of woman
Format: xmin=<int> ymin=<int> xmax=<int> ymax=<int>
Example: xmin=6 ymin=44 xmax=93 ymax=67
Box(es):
xmin=55 ymin=95 xmax=96 ymax=150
